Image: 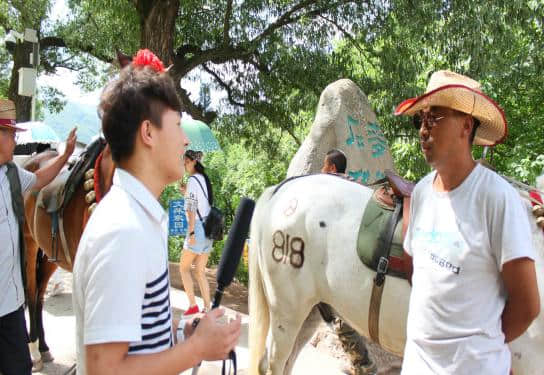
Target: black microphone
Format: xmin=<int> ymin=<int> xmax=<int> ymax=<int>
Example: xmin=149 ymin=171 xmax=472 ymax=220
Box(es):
xmin=212 ymin=197 xmax=255 ymax=308
xmin=190 ymin=198 xmax=255 ymax=375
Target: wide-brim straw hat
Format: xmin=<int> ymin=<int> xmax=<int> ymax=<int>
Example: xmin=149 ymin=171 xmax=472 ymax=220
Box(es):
xmin=394 ymin=70 xmax=507 ymax=146
xmin=0 ymin=99 xmax=26 ymax=132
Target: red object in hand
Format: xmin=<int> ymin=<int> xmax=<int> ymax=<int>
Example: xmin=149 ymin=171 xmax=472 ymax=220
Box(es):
xmin=530 ymin=190 xmax=543 ymax=206
xmin=132 ymin=49 xmax=165 ymax=73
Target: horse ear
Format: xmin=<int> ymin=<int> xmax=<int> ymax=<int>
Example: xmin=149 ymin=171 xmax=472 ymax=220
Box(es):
xmin=116 ymin=49 xmax=132 ymax=68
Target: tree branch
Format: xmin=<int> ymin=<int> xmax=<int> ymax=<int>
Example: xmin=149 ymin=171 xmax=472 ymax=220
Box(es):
xmin=250 ymin=102 xmax=301 ymax=145
xmin=223 ymin=0 xmax=233 ymax=45
xmin=40 ymin=36 xmax=113 ymax=63
xmin=317 ymin=14 xmax=379 ymax=71
xmin=202 ymin=63 xmax=245 ymax=108
xmin=250 ymin=0 xmax=353 ymax=46
xmin=177 ymin=85 xmax=217 ymax=123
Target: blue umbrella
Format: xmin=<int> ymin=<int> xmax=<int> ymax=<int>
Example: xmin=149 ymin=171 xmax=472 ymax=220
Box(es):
xmin=16 ymin=121 xmax=60 ymax=144
xmin=182 ymin=119 xmax=221 ymax=152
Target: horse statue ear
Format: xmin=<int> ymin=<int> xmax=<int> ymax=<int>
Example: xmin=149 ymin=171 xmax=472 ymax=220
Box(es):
xmin=116 ymin=49 xmax=132 ymax=68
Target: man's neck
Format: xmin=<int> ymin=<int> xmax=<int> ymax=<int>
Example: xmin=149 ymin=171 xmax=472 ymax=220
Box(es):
xmin=433 ymin=156 xmax=476 ymax=192
xmin=118 ymin=159 xmax=166 ymax=199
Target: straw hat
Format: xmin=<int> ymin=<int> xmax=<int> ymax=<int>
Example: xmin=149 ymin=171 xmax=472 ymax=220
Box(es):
xmin=0 ymin=99 xmax=25 ymax=132
xmin=394 ymin=70 xmax=507 ymax=146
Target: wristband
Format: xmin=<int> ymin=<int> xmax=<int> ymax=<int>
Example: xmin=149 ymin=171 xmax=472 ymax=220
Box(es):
xmin=189 ymin=231 xmax=195 ymax=236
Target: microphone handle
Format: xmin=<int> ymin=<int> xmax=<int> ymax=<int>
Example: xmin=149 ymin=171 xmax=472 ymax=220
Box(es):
xmin=212 ymin=286 xmax=224 ymax=309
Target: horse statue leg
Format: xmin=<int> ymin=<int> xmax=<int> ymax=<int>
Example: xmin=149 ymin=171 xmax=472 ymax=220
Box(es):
xmin=316 ymin=303 xmax=377 ymax=375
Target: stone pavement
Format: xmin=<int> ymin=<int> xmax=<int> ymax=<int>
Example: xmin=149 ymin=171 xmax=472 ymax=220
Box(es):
xmin=33 ymin=269 xmax=345 ymax=375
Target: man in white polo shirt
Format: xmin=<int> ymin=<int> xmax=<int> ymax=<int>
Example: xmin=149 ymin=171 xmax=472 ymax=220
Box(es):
xmin=72 ymin=49 xmax=241 ymax=375
xmin=0 ymin=99 xmax=76 ymax=375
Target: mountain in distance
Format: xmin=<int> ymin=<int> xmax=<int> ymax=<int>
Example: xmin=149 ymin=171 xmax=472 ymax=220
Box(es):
xmin=44 ymin=101 xmax=101 ymax=145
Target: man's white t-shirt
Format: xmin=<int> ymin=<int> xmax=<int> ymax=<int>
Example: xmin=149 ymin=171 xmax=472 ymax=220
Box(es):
xmin=72 ymin=169 xmax=173 ymax=375
xmin=185 ymin=174 xmax=210 ymax=217
xmin=402 ymin=164 xmax=534 ymax=375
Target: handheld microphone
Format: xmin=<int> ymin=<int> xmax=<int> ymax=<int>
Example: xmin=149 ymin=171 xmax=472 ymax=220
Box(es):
xmin=191 ymin=197 xmax=255 ymax=375
xmin=212 ymin=197 xmax=255 ymax=308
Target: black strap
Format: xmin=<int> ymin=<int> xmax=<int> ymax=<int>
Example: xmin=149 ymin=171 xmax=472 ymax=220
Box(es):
xmin=5 ymin=162 xmax=28 ymax=292
xmin=190 ymin=175 xmax=209 ymax=201
xmin=222 ymin=351 xmax=237 ymax=375
xmin=189 ymin=175 xmax=209 ymax=222
xmin=374 ymin=196 xmax=403 ymax=287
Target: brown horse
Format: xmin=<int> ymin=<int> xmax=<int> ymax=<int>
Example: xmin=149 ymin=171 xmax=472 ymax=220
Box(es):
xmin=21 ymin=140 xmax=115 ymax=370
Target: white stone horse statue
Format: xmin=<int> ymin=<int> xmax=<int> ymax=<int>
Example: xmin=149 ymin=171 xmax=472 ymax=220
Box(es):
xmin=248 ymin=173 xmax=544 ymax=375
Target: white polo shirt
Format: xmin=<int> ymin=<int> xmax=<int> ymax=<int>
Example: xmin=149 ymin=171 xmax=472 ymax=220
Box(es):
xmin=0 ymin=163 xmax=36 ymax=317
xmin=72 ymin=168 xmax=173 ymax=375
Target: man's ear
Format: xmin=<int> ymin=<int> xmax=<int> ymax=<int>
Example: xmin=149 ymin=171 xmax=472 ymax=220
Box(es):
xmin=462 ymin=115 xmax=473 ymax=138
xmin=139 ymin=120 xmax=155 ymax=147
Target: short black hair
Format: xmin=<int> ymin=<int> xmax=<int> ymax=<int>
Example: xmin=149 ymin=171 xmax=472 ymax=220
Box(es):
xmin=99 ymin=66 xmax=182 ymax=163
xmin=325 ymin=149 xmax=347 ymax=174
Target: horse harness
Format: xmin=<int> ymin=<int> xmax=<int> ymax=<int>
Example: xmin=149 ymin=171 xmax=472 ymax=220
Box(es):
xmin=366 ymin=170 xmax=414 ymax=345
xmin=37 ymin=138 xmax=106 ymax=266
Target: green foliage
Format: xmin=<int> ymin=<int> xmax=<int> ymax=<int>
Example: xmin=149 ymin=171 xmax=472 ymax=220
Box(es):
xmin=335 ymin=0 xmax=544 ymax=184
xmin=168 ymin=236 xmax=184 ymax=262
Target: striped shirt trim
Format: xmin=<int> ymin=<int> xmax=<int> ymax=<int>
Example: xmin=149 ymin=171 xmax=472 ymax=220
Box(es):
xmin=128 ymin=266 xmax=173 ymax=354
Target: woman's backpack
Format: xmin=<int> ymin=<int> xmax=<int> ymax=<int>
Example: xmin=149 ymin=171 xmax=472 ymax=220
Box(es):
xmin=191 ymin=176 xmax=225 ymax=241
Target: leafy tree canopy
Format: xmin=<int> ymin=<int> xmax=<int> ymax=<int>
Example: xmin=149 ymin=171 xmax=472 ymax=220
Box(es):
xmin=333 ymin=0 xmax=544 ymax=183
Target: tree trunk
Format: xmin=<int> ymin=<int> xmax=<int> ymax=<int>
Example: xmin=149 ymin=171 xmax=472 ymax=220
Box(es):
xmin=136 ymin=0 xmax=180 ymax=65
xmin=8 ymin=42 xmax=33 ymax=122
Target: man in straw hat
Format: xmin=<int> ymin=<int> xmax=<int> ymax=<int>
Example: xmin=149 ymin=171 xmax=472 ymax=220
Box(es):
xmin=395 ymin=70 xmax=540 ymax=374
xmin=0 ymin=98 xmax=76 ymax=375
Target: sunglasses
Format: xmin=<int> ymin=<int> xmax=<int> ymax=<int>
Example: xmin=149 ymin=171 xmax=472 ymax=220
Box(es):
xmin=412 ymin=112 xmax=446 ymax=131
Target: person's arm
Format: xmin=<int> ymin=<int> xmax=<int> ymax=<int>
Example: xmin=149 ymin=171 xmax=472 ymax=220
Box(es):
xmin=33 ymin=128 xmax=77 ymax=190
xmin=185 ymin=178 xmax=197 ymax=245
xmin=186 ymin=210 xmax=196 ymax=246
xmin=403 ymin=251 xmax=413 ymax=285
xmin=86 ymin=308 xmax=241 ymax=375
xmin=501 ymin=257 xmax=540 ymax=342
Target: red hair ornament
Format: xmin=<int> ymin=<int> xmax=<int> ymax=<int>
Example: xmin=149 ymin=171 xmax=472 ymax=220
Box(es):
xmin=132 ymin=49 xmax=166 ymax=73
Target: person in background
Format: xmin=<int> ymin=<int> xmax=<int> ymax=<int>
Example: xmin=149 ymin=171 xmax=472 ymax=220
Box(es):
xmin=179 ymin=150 xmax=214 ymax=316
xmin=321 ymin=148 xmax=347 ymax=174
xmin=0 ymin=98 xmax=76 ymax=375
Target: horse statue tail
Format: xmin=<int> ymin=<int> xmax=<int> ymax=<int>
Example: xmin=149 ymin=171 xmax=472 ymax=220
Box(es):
xmin=248 ymin=186 xmax=275 ymax=375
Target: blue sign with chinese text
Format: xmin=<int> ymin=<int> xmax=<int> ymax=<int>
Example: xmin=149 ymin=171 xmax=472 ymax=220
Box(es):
xmin=168 ymin=199 xmax=187 ymax=236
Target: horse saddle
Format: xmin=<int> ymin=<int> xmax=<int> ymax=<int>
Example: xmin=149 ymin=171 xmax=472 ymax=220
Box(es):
xmin=36 ymin=137 xmax=106 ymax=264
xmin=357 ymin=169 xmax=415 ymax=279
xmin=37 ymin=169 xmax=70 ymax=213
xmin=37 ymin=137 xmax=105 ymax=214
xmin=385 ymin=169 xmax=415 ymax=198
xmin=357 ymin=195 xmax=406 ymax=278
